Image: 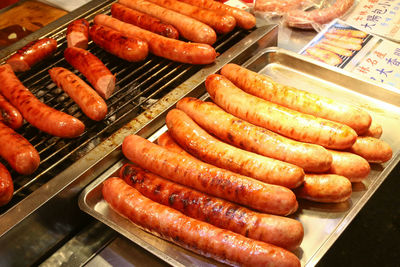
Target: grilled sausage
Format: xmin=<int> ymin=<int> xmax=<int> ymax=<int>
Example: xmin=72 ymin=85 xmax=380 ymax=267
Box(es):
xmin=0 ymin=163 xmax=13 ymax=207
xmin=206 ymin=74 xmax=357 ymax=149
xmin=220 ymin=63 xmax=372 ymax=135
xmin=119 ymin=0 xmax=217 ymax=45
xmin=328 ymin=28 xmax=367 ymax=38
xmin=6 ymin=38 xmax=57 ymax=72
xmin=122 ymin=134 xmax=298 ymax=215
xmin=166 ymin=109 xmax=304 ymax=188
xmin=89 ymin=24 xmax=148 ymax=62
xmin=349 ymin=136 xmax=392 ymax=163
xmin=306 ymin=47 xmax=343 ymax=66
xmin=321 ymin=38 xmax=362 ymax=51
xmin=121 ymin=163 xmax=304 ymax=250
xmin=328 ymin=149 xmax=370 ymax=182
xmin=362 ymin=121 xmax=382 ymax=138
xmin=0 ymin=64 xmax=85 ymax=138
xmin=146 ymin=0 xmax=236 ymax=34
xmin=66 ymin=18 xmax=90 ymax=49
xmin=294 ymin=174 xmax=352 ymax=203
xmin=111 ymin=3 xmax=179 ymax=39
xmin=286 ymin=0 xmax=355 ymax=29
xmin=49 ymin=67 xmax=108 ymax=121
xmin=178 ymin=0 xmax=256 ymax=29
xmin=0 ymin=93 xmax=23 ymax=129
xmin=64 ymin=47 xmax=116 ymax=99
xmin=103 ymin=177 xmax=301 ymax=267
xmin=314 ymin=43 xmax=353 ymax=57
xmin=94 ymin=15 xmax=216 ymax=64
xmin=176 ymin=97 xmax=332 ymax=173
xmin=0 ymin=121 xmax=40 ymax=175
xmin=324 ymin=32 xmax=364 ymax=44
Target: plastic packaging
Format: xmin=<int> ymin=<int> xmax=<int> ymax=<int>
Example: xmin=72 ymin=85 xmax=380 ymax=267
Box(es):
xmin=253 ymin=0 xmax=314 ymax=21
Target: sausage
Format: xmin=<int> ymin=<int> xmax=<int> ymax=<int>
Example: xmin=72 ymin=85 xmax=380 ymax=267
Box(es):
xmin=64 ymin=47 xmax=116 ymax=99
xmin=120 ymin=164 xmax=304 ymax=250
xmin=286 ymin=0 xmax=355 ymax=29
xmin=89 ymin=24 xmax=148 ymax=62
xmin=178 ymin=0 xmax=256 ymax=30
xmin=349 ymin=136 xmax=392 ymax=163
xmin=314 ymin=43 xmax=353 ymax=57
xmin=166 ymin=109 xmax=304 ymax=188
xmin=254 ymin=0 xmax=306 ymax=13
xmin=206 ymin=74 xmax=357 ymax=149
xmin=176 ymin=97 xmax=332 ymax=172
xmin=220 ymin=63 xmax=371 ymax=135
xmin=0 ymin=121 xmax=40 ymax=175
xmin=6 ymin=38 xmax=57 ymax=72
xmin=94 ymin=15 xmax=216 ymax=65
xmin=0 ymin=162 xmax=13 ymax=207
xmin=328 ymin=28 xmax=367 ymax=38
xmin=111 ymin=3 xmax=179 ymax=39
xmin=305 ymin=47 xmax=343 ymax=66
xmin=328 ymin=149 xmax=370 ymax=182
xmin=49 ymin=67 xmax=108 ymax=121
xmin=103 ymin=177 xmax=301 ymax=267
xmin=362 ymin=121 xmax=382 ymax=138
xmin=66 ymin=18 xmax=90 ymax=49
xmin=119 ymin=0 xmax=217 ymax=45
xmin=0 ymin=64 xmax=85 ymax=138
xmin=145 ymin=0 xmax=236 ymax=34
xmin=294 ymin=174 xmax=352 ymax=203
xmin=324 ymin=32 xmax=364 ymax=44
xmin=0 ymin=93 xmax=23 ymax=129
xmin=321 ymin=38 xmax=362 ymax=51
xmin=122 ymin=134 xmax=298 ymax=216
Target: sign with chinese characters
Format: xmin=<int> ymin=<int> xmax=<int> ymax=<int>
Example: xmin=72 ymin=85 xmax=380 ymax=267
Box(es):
xmin=300 ymin=19 xmax=400 ymax=90
xmin=345 ymin=0 xmax=400 ymax=42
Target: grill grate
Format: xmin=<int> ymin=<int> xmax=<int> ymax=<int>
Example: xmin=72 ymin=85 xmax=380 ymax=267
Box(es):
xmin=0 ymin=12 xmax=253 ymax=213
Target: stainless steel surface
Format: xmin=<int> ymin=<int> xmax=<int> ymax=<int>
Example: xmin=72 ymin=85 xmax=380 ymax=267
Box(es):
xmin=0 ymin=0 xmax=278 ymax=264
xmin=79 ymin=48 xmax=400 ymax=267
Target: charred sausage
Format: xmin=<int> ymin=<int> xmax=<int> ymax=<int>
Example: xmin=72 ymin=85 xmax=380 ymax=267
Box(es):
xmin=103 ymin=177 xmax=301 ymax=267
xmin=220 ymin=63 xmax=372 ymax=134
xmin=0 ymin=163 xmax=13 ymax=207
xmin=122 ymin=134 xmax=298 ymax=216
xmin=0 ymin=64 xmax=85 ymax=138
xmin=166 ymin=109 xmax=304 ymax=188
xmin=49 ymin=67 xmax=108 ymax=121
xmin=6 ymin=38 xmax=57 ymax=72
xmin=206 ymin=74 xmax=357 ymax=149
xmin=64 ymin=47 xmax=116 ymax=99
xmin=94 ymin=15 xmax=216 ymax=64
xmin=0 ymin=93 xmax=23 ymax=129
xmin=89 ymin=24 xmax=148 ymax=62
xmin=66 ymin=18 xmax=90 ymax=49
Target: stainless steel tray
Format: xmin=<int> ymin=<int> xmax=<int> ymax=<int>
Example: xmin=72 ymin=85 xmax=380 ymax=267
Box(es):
xmin=79 ymin=47 xmax=400 ymax=266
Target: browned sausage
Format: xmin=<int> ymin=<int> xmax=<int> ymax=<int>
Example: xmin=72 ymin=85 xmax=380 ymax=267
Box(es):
xmin=220 ymin=63 xmax=372 ymax=135
xmin=121 ymin=163 xmax=304 ymax=250
xmin=324 ymin=32 xmax=364 ymax=44
xmin=66 ymin=18 xmax=90 ymax=49
xmin=119 ymin=0 xmax=217 ymax=45
xmin=294 ymin=174 xmax=352 ymax=203
xmin=176 ymin=97 xmax=332 ymax=173
xmin=206 ymin=74 xmax=357 ymax=149
xmin=0 ymin=121 xmax=40 ymax=175
xmin=349 ymin=136 xmax=392 ymax=163
xmin=178 ymin=0 xmax=256 ymax=29
xmin=64 ymin=47 xmax=116 ymax=99
xmin=0 ymin=93 xmax=23 ymax=129
xmin=103 ymin=177 xmax=301 ymax=267
xmin=362 ymin=121 xmax=382 ymax=138
xmin=49 ymin=67 xmax=108 ymax=121
xmin=122 ymin=134 xmax=298 ymax=215
xmin=94 ymin=14 xmax=216 ymax=64
xmin=0 ymin=162 xmax=13 ymax=206
xmin=166 ymin=109 xmax=304 ymax=188
xmin=328 ymin=149 xmax=370 ymax=182
xmin=146 ymin=0 xmax=236 ymax=34
xmin=111 ymin=3 xmax=180 ymax=39
xmin=0 ymin=64 xmax=85 ymax=138
xmin=6 ymin=38 xmax=57 ymax=72
xmin=89 ymin=24 xmax=148 ymax=62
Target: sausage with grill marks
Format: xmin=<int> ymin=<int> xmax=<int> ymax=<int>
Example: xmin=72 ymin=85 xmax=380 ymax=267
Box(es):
xmin=0 ymin=64 xmax=85 ymax=138
xmin=103 ymin=177 xmax=301 ymax=266
xmin=0 ymin=93 xmax=23 ymax=129
xmin=122 ymin=134 xmax=298 ymax=216
xmin=121 ymin=163 xmax=304 ymax=250
xmin=67 ymin=18 xmax=90 ymax=49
